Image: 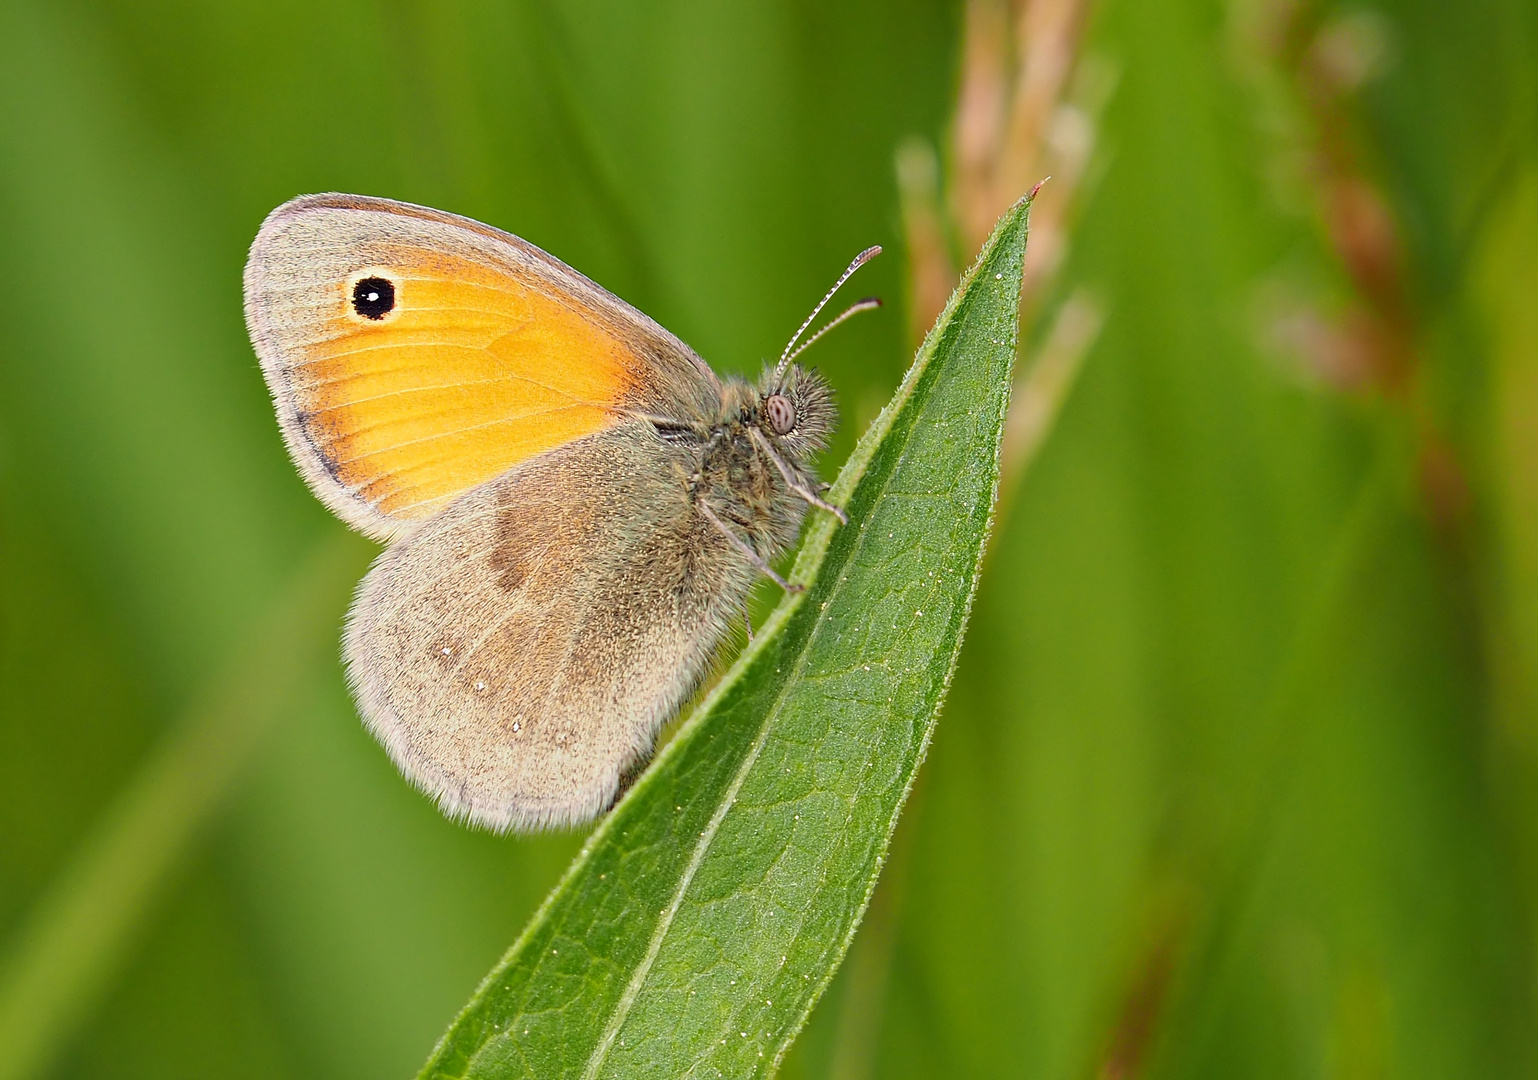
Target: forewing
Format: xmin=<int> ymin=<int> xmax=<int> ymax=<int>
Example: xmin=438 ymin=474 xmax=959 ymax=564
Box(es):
xmin=244 ymin=194 xmax=719 ymax=541
xmin=343 ymin=425 xmax=753 ymax=831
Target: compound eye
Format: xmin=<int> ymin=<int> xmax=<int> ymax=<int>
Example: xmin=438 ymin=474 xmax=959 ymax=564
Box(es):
xmin=765 ymin=393 xmax=796 ymax=435
xmin=351 ymin=276 xmax=395 ymax=320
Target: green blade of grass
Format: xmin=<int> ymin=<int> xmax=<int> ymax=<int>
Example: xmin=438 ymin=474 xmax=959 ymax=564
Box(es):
xmin=418 ymin=193 xmax=1034 ymax=1080
xmin=0 ymin=534 xmax=368 ymax=1080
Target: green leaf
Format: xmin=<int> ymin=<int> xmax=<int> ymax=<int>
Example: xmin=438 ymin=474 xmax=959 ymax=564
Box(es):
xmin=417 ymin=194 xmax=1034 ymax=1080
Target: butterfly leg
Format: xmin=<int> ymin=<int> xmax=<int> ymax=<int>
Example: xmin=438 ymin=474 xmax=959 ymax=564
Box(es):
xmin=750 ymin=428 xmax=848 ymax=524
xmin=699 ymin=499 xmax=804 ymax=594
xmin=742 ymin=601 xmax=754 ymax=642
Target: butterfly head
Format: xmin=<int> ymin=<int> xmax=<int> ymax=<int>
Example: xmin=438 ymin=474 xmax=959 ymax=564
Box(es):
xmin=757 ymin=363 xmax=834 ymax=464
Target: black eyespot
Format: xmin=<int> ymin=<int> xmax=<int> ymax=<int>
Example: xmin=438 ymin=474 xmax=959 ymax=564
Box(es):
xmin=352 ymin=276 xmax=395 ymax=320
xmin=765 ymin=393 xmax=796 ymax=435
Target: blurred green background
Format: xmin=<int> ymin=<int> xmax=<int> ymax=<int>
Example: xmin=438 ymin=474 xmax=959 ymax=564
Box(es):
xmin=1 ymin=1 xmax=1535 ymax=1078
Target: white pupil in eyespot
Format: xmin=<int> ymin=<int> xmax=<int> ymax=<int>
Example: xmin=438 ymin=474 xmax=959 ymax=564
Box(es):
xmin=352 ymin=276 xmax=396 ymax=319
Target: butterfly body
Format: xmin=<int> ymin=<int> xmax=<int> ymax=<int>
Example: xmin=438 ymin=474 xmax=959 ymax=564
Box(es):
xmin=244 ymin=194 xmax=840 ymax=831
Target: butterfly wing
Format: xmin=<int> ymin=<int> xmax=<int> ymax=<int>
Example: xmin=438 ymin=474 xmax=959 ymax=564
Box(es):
xmin=244 ymin=193 xmax=719 ymax=541
xmin=344 ymin=425 xmax=755 ymax=831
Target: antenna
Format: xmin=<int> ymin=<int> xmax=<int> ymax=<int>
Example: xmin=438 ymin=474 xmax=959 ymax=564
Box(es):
xmin=775 ymin=245 xmax=881 ymax=380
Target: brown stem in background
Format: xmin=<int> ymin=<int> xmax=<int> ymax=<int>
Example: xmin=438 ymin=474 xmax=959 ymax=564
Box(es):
xmin=1250 ymin=2 xmax=1470 ymax=532
xmin=901 ymin=0 xmax=1103 ymax=507
xmin=907 ymin=0 xmax=1099 ymax=340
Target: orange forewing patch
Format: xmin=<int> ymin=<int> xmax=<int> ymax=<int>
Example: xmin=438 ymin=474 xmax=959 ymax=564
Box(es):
xmin=287 ymin=252 xmax=635 ymax=522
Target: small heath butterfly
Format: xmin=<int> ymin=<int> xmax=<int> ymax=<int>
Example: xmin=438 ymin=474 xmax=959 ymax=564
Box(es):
xmin=243 ymin=194 xmax=878 ymax=831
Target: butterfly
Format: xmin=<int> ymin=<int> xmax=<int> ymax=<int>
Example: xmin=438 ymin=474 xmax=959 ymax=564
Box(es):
xmin=243 ymin=194 xmax=878 ymax=831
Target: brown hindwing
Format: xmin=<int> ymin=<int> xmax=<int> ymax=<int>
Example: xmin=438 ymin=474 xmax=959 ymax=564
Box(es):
xmin=342 ymin=423 xmax=758 ymax=831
